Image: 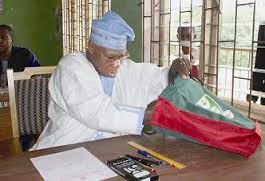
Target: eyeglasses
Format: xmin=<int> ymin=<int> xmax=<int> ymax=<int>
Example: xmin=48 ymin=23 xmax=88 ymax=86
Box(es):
xmin=91 ymin=43 xmax=128 ymax=63
xmin=103 ymin=54 xmax=127 ymax=63
xmin=99 ymin=50 xmax=128 ymax=63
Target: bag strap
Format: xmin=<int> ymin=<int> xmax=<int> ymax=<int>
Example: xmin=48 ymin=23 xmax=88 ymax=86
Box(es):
xmin=190 ymin=75 xmax=203 ymax=85
xmin=174 ymin=73 xmax=204 ymax=86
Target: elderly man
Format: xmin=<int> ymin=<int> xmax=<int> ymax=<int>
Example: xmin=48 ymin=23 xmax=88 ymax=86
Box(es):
xmin=31 ymin=11 xmax=190 ymax=150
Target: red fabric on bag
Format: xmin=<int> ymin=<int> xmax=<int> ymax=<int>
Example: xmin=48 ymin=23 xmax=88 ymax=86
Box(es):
xmin=150 ymin=96 xmax=262 ymax=157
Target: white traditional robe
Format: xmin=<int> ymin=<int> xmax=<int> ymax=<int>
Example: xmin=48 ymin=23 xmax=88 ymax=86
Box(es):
xmin=31 ymin=52 xmax=169 ymax=150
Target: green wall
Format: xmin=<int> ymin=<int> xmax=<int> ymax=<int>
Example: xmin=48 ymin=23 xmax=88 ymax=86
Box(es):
xmin=111 ymin=0 xmax=142 ymax=62
xmin=0 ymin=0 xmax=141 ymax=64
xmin=0 ymin=0 xmax=62 ymax=66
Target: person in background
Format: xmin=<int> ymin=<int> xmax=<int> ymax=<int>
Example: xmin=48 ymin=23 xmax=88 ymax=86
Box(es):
xmin=0 ymin=24 xmax=40 ymax=87
xmin=31 ymin=11 xmax=191 ymax=150
xmin=0 ymin=24 xmax=40 ymax=150
xmin=177 ymin=24 xmax=199 ymax=78
xmin=246 ymin=21 xmax=265 ymax=105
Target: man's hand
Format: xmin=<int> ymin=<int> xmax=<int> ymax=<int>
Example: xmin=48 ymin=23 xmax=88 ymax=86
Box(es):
xmin=144 ymin=110 xmax=153 ymax=124
xmin=143 ymin=100 xmax=156 ymax=125
xmin=143 ymin=108 xmax=156 ymax=135
xmin=168 ymin=57 xmax=191 ymax=84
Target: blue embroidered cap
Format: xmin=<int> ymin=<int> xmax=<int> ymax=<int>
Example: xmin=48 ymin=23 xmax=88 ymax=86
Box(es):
xmin=89 ymin=11 xmax=135 ymax=50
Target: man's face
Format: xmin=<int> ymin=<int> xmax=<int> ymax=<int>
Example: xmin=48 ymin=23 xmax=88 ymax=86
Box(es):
xmin=0 ymin=29 xmax=12 ymax=53
xmin=177 ymin=27 xmax=196 ymax=41
xmin=88 ymin=43 xmax=127 ymax=77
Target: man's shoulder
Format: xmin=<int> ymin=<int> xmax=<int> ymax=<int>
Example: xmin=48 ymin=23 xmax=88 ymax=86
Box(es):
xmin=9 ymin=46 xmax=32 ymax=64
xmin=58 ymin=51 xmax=93 ymax=72
xmin=11 ymin=46 xmax=31 ymax=55
xmin=59 ymin=51 xmax=86 ymax=64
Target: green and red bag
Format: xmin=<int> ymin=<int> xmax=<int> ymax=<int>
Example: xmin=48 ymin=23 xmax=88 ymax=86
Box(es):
xmin=150 ymin=76 xmax=262 ymax=157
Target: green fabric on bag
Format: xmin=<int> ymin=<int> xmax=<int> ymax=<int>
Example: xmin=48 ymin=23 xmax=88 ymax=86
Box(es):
xmin=158 ymin=76 xmax=255 ymax=129
xmin=152 ymin=76 xmax=256 ymax=143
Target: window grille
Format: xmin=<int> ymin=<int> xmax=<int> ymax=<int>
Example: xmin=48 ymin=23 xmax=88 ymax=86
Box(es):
xmin=143 ymin=0 xmax=265 ymax=121
xmin=62 ymin=0 xmax=110 ymax=54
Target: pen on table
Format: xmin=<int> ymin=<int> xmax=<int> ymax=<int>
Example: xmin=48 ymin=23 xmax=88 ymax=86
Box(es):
xmin=126 ymin=154 xmax=160 ymax=166
xmin=139 ymin=162 xmax=156 ymax=173
xmin=128 ymin=141 xmax=186 ymax=169
xmin=137 ymin=150 xmax=163 ymax=165
xmin=137 ymin=150 xmax=149 ymax=157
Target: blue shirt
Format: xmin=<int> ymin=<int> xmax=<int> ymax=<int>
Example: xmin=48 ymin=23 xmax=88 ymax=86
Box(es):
xmin=0 ymin=46 xmax=40 ymax=87
xmin=99 ymin=75 xmax=115 ymax=97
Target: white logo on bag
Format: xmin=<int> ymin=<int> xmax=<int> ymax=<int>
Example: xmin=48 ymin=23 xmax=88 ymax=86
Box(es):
xmin=196 ymin=94 xmax=234 ymax=119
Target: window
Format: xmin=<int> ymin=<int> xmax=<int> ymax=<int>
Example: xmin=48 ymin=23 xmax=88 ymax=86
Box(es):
xmin=62 ymin=0 xmax=111 ymax=54
xmin=142 ymin=0 xmax=205 ymax=67
xmin=217 ymin=0 xmax=265 ymax=120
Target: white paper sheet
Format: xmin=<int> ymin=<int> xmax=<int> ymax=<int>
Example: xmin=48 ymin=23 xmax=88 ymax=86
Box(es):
xmin=30 ymin=147 xmax=117 ymax=181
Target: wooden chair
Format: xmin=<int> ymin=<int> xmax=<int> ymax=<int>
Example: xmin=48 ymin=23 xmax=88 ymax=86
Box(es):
xmin=7 ymin=66 xmax=55 ymax=151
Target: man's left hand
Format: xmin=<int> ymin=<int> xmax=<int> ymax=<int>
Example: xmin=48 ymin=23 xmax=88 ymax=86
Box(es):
xmin=168 ymin=58 xmax=191 ymax=84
